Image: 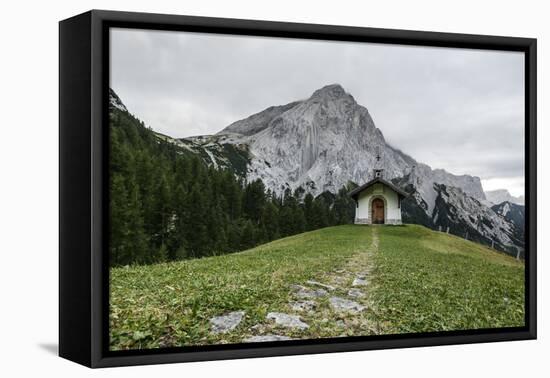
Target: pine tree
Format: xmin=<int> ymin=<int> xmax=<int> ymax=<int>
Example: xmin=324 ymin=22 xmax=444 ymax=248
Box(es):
xmin=292 ymin=207 xmax=306 ymax=234
xmin=260 ymin=201 xmax=280 ymax=240
xmin=303 ymin=193 xmax=315 ymax=230
xmin=243 ymin=179 xmax=266 ymax=224
xmin=240 ymin=220 xmax=256 ymax=250
xmin=125 ymin=179 xmax=149 ymax=264
xmin=109 ymin=173 xmax=127 ymax=266
xmin=185 ymin=184 xmax=209 ymax=258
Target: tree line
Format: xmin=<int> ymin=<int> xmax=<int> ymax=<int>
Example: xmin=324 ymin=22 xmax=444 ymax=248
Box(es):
xmin=109 ymin=106 xmax=357 ymax=266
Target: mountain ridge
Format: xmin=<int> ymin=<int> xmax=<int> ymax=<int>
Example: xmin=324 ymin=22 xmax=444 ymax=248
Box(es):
xmin=485 ymin=189 xmax=525 ymax=205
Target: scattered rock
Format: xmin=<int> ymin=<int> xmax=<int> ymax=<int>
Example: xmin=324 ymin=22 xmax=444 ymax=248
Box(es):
xmin=210 ymin=311 xmax=245 ymax=334
xmin=243 ymin=335 xmax=294 ymax=343
xmin=306 ymin=280 xmax=336 ymax=291
xmin=336 ymin=320 xmax=346 ymax=328
xmin=348 ymin=288 xmax=365 ymax=298
xmin=291 ymin=284 xmax=328 ymax=299
xmin=290 ymin=300 xmax=316 ymax=312
xmin=267 ymin=312 xmax=309 ymax=330
xmin=329 ymin=297 xmax=366 ymax=313
xmin=352 ymin=277 xmax=368 ymax=287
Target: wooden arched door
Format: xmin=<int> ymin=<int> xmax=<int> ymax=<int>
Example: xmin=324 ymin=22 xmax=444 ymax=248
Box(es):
xmin=372 ymin=198 xmax=385 ymax=224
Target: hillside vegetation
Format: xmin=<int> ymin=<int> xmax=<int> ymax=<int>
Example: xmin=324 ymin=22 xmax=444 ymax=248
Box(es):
xmin=109 ymin=94 xmax=356 ymax=266
xmin=110 ymin=224 xmax=524 ymax=350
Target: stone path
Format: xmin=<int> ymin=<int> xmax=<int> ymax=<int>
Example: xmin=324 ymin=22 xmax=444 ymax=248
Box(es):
xmin=329 ymin=296 xmax=366 ymax=313
xmin=267 ymin=312 xmax=309 ymax=330
xmin=210 ymin=311 xmax=246 ymax=334
xmin=208 ymin=227 xmax=380 ymax=342
xmin=290 ymin=284 xmax=328 ymax=299
xmin=243 ymin=335 xmax=294 ymax=343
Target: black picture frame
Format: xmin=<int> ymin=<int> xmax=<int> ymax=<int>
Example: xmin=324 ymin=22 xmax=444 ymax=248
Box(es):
xmin=59 ymin=9 xmax=537 ymax=368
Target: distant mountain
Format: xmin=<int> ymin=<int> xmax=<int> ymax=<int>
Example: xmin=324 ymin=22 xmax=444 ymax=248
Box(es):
xmin=109 ymin=86 xmax=524 ymax=256
xmin=485 ymin=189 xmax=525 ymax=205
xmin=393 ymin=177 xmax=524 ymax=255
xmin=492 ymin=201 xmax=525 ymax=237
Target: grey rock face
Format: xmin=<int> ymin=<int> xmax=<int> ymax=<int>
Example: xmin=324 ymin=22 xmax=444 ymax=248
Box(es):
xmin=329 ymin=297 xmax=366 ymax=313
xmin=243 ymin=335 xmax=294 ymax=343
xmin=267 ymin=312 xmax=309 ymax=330
xmin=492 ymin=201 xmax=525 ymax=235
xmin=431 ymin=184 xmax=524 ymax=254
xmin=219 ymin=101 xmax=301 ymax=136
xmin=210 ymin=311 xmax=245 ymax=334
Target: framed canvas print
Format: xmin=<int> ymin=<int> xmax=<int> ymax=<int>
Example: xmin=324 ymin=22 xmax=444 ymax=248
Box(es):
xmin=59 ymin=10 xmax=537 ymax=368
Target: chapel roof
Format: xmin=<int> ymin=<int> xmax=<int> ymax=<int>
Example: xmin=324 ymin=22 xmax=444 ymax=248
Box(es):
xmin=348 ymin=177 xmax=409 ymax=200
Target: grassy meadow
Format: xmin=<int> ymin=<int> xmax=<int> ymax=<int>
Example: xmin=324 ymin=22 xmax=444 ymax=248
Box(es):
xmin=109 ymin=224 xmax=524 ymax=350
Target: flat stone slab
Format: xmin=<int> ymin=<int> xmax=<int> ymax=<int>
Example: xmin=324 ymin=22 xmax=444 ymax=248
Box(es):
xmin=243 ymin=335 xmax=294 ymax=343
xmin=306 ymin=280 xmax=336 ymax=291
xmin=290 ymin=284 xmax=328 ymax=299
xmin=352 ymin=277 xmax=368 ymax=287
xmin=329 ymin=297 xmax=366 ymax=313
xmin=348 ymin=288 xmax=365 ymax=298
xmin=210 ymin=311 xmax=245 ymax=334
xmin=290 ymin=300 xmax=316 ymax=312
xmin=267 ymin=312 xmax=309 ymax=329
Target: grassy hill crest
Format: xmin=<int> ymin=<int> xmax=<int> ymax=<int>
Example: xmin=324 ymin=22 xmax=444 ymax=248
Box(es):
xmin=110 ymin=224 xmax=524 ymax=350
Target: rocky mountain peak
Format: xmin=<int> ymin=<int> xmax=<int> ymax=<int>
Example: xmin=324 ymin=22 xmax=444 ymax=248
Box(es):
xmin=309 ymin=84 xmax=354 ymax=103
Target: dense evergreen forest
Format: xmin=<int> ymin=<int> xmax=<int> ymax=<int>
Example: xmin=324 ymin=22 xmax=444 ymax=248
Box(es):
xmin=109 ymin=105 xmax=357 ymax=267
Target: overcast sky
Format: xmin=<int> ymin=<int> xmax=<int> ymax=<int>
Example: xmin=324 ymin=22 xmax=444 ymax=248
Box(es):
xmin=110 ymin=28 xmax=525 ymax=196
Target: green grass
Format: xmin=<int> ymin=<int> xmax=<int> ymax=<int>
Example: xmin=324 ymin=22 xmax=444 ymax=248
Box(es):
xmin=109 ymin=224 xmax=525 ymax=351
xmin=370 ymin=225 xmax=524 ymax=334
xmin=110 ymin=226 xmax=371 ymax=350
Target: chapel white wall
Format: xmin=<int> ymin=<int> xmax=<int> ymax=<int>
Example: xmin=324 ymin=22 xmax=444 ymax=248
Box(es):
xmin=355 ymin=183 xmax=402 ymax=224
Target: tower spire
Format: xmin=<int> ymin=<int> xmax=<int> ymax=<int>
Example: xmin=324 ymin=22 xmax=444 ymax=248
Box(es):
xmin=373 ymin=146 xmax=384 ymax=179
